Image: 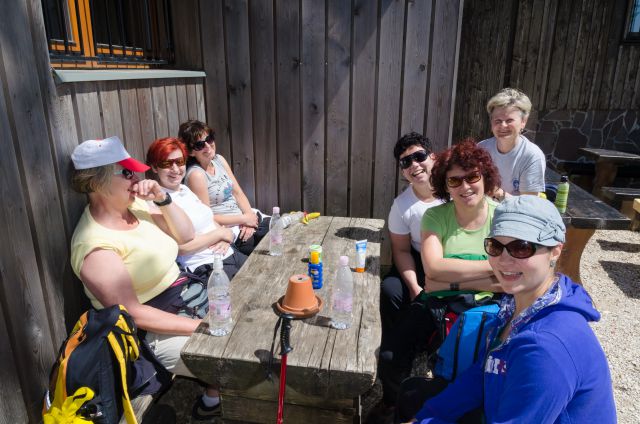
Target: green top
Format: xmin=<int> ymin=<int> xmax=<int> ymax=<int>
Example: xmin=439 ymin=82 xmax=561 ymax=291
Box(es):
xmin=421 ymin=198 xmax=498 ymax=258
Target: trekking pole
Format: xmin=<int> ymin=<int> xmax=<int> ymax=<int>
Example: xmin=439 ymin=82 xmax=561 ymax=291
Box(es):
xmin=276 ymin=313 xmax=294 ymax=424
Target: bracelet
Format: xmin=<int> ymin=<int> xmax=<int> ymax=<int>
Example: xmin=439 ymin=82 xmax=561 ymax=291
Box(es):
xmin=153 ymin=192 xmax=172 ymax=206
xmin=450 ymin=282 xmax=460 ymax=291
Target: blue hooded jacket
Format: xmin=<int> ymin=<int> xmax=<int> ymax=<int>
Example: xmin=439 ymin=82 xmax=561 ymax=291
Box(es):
xmin=415 ymin=274 xmax=616 ymax=423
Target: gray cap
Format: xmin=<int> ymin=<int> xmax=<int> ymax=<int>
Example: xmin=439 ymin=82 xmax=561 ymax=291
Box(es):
xmin=490 ymin=195 xmax=565 ymax=247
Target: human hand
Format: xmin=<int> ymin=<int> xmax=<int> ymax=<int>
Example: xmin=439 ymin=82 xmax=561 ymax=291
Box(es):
xmin=409 ymin=284 xmax=424 ymax=301
xmin=242 ymin=211 xmax=259 ymax=228
xmin=239 ymin=225 xmax=256 ymax=242
xmin=210 ymin=240 xmax=230 ymax=254
xmin=490 ymin=187 xmax=506 ymax=202
xmin=132 ymin=179 xmax=166 ymax=202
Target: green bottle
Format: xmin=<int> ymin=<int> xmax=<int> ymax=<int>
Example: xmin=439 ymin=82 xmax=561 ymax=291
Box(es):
xmin=555 ymin=175 xmax=569 ymax=213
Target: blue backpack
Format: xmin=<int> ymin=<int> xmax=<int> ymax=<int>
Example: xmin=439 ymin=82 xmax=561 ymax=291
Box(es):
xmin=434 ymin=303 xmax=500 ymax=381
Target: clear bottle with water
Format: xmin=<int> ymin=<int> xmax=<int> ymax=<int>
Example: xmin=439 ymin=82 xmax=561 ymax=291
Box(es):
xmin=208 ymin=253 xmax=232 ymax=336
xmin=330 ymin=256 xmax=353 ymax=330
xmin=281 ymin=211 xmax=304 ymax=228
xmin=269 ymin=206 xmax=284 ymax=256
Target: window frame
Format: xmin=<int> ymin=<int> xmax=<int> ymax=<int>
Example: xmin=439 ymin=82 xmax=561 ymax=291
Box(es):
xmin=42 ymin=0 xmax=174 ymax=69
xmin=624 ymin=0 xmax=640 ymax=43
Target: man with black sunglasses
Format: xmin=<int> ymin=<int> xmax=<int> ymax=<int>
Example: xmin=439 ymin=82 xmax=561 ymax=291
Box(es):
xmin=374 ymin=132 xmax=443 ymax=418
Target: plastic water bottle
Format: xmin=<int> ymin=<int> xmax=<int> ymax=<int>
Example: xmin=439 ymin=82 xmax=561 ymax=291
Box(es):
xmin=269 ymin=206 xmax=283 ymax=256
xmin=281 ymin=211 xmax=304 ymax=228
xmin=330 ymin=256 xmax=353 ymax=330
xmin=555 ymin=175 xmax=570 ymax=213
xmin=208 ymin=253 xmax=232 ymax=336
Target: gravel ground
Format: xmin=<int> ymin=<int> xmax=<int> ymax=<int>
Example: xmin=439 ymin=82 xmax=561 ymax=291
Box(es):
xmin=156 ymin=229 xmax=640 ymax=423
xmin=582 ymin=229 xmax=640 ymax=424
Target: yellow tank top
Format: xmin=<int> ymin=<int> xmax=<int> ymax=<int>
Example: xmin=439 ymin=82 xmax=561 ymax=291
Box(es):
xmin=70 ymin=198 xmax=180 ymax=309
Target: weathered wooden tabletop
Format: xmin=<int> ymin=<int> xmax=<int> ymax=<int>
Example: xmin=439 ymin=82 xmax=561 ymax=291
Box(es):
xmin=181 ymin=216 xmax=385 ymax=402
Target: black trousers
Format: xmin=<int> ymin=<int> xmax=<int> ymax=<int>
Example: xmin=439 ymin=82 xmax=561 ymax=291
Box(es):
xmin=378 ymin=299 xmax=436 ymax=406
xmin=380 ymin=247 xmax=425 ymax=335
xmin=234 ymin=214 xmax=271 ymax=256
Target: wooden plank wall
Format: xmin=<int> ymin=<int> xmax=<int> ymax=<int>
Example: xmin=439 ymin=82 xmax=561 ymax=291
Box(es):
xmin=453 ymin=0 xmax=640 ymax=142
xmin=200 ymin=0 xmax=463 ymax=218
xmin=0 ymin=1 xmax=205 ymax=421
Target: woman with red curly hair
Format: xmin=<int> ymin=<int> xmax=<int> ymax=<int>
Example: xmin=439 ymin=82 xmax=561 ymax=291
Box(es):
xmin=420 ymin=139 xmax=503 ymax=293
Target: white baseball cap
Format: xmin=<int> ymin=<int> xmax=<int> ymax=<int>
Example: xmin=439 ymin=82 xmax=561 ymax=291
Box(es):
xmin=71 ymin=136 xmax=149 ymax=172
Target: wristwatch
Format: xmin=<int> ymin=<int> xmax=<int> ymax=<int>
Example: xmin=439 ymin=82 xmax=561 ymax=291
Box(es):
xmin=153 ymin=192 xmax=172 ymax=206
xmin=450 ymin=282 xmax=460 ymax=291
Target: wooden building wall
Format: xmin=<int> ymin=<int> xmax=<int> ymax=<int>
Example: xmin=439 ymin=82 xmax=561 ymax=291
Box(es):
xmin=198 ymin=0 xmax=463 ymax=219
xmin=0 ymin=1 xmax=205 ymax=421
xmin=453 ymin=0 xmax=640 ymax=146
xmin=0 ymin=0 xmax=462 ymax=421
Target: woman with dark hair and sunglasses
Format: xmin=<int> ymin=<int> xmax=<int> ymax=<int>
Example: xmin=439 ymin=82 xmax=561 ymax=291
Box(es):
xmin=146 ymin=137 xmax=247 ymax=281
xmin=375 ymin=133 xmax=443 ymax=417
xmin=69 ymin=137 xmax=223 ymax=420
xmin=420 ymin=139 xmax=503 ymax=293
xmin=401 ymin=195 xmax=616 ymax=423
xmin=180 ymin=119 xmax=270 ymax=255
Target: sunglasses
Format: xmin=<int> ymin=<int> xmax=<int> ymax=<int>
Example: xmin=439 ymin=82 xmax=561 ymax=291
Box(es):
xmin=446 ymin=171 xmax=482 ymax=188
xmin=399 ymin=150 xmax=429 ymax=169
xmin=157 ymin=157 xmax=186 ymax=169
xmin=484 ymin=237 xmax=542 ymax=259
xmin=113 ymin=168 xmax=135 ymax=180
xmin=191 ymin=133 xmax=216 ymax=151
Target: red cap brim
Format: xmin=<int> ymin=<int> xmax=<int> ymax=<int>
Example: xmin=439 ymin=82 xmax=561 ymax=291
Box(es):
xmin=118 ymin=157 xmax=150 ymax=172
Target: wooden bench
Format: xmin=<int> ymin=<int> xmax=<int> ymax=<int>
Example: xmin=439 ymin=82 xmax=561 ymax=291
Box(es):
xmin=600 ymin=187 xmax=640 ymax=221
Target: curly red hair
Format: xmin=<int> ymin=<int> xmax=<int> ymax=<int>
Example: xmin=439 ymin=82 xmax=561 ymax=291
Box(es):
xmin=430 ymin=138 xmax=501 ymax=201
xmin=146 ymin=137 xmax=188 ymax=168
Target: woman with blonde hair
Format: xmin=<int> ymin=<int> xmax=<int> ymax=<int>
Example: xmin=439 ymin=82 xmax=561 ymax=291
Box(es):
xmin=479 ymin=88 xmax=546 ymax=199
xmin=70 ymin=136 xmax=222 ymax=420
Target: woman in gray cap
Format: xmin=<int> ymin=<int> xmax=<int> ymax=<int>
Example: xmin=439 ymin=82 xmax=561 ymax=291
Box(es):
xmin=400 ymin=195 xmax=616 ymax=423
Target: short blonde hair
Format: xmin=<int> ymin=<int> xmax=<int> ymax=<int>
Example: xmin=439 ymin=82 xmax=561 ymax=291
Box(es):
xmin=486 ymin=88 xmax=532 ymax=117
xmin=71 ymin=163 xmax=116 ymax=194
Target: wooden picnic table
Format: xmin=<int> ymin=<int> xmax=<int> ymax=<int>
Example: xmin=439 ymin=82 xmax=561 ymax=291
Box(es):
xmin=578 ymin=147 xmax=640 ymax=196
xmin=546 ymin=167 xmax=630 ymax=284
xmin=181 ymin=216 xmax=385 ymax=423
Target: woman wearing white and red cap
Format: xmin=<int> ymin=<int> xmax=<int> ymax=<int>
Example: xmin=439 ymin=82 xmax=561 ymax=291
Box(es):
xmin=69 ymin=136 xmax=222 ymax=420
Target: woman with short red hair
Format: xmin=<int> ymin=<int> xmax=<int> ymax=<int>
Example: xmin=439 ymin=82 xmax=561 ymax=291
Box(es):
xmin=146 ymin=137 xmax=247 ymax=281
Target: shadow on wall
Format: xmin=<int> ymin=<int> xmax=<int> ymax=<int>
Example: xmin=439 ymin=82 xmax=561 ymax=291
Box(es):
xmin=598 ymin=261 xmax=640 ymax=300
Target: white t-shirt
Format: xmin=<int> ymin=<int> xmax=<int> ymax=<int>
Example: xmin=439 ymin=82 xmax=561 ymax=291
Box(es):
xmin=388 ymin=187 xmax=443 ymax=251
xmin=478 ymin=135 xmax=546 ymax=195
xmin=162 ymin=184 xmax=233 ymax=270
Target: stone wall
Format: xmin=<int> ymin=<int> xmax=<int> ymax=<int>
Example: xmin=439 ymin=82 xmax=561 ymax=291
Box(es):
xmin=533 ymin=109 xmax=640 ymax=166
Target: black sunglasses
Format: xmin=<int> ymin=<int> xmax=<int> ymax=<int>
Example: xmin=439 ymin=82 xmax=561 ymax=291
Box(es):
xmin=191 ymin=133 xmax=216 ymax=151
xmin=113 ymin=168 xmax=135 ymax=180
xmin=446 ymin=171 xmax=482 ymax=188
xmin=484 ymin=237 xmax=543 ymax=259
xmin=157 ymin=157 xmax=186 ymax=169
xmin=399 ymin=150 xmax=429 ymax=169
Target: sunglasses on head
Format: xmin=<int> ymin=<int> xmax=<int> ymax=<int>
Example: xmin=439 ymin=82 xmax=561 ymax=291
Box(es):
xmin=157 ymin=157 xmax=186 ymax=169
xmin=484 ymin=237 xmax=542 ymax=259
xmin=446 ymin=170 xmax=482 ymax=188
xmin=113 ymin=168 xmax=135 ymax=180
xmin=191 ymin=133 xmax=216 ymax=151
xmin=399 ymin=150 xmax=429 ymax=169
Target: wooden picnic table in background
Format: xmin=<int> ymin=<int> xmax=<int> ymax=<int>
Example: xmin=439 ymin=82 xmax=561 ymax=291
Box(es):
xmin=578 ymin=148 xmax=640 ymax=197
xmin=181 ymin=216 xmax=385 ymax=424
xmin=546 ymin=167 xmax=630 ymax=284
